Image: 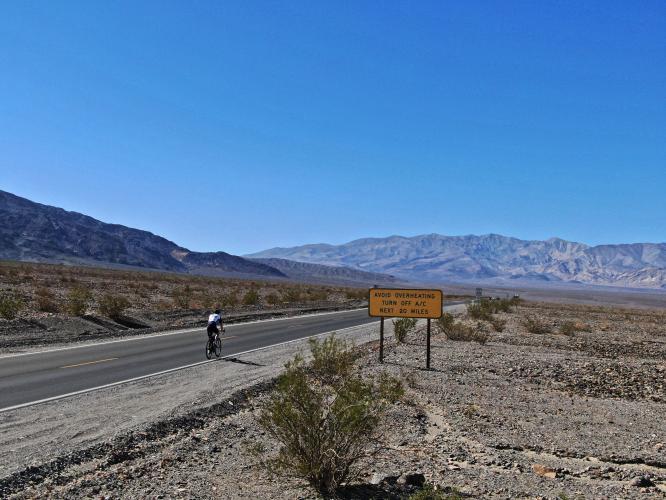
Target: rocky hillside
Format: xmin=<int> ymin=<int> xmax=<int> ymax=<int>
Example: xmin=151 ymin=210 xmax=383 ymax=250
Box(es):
xmin=0 ymin=190 xmax=285 ymax=278
xmin=247 ymin=234 xmax=666 ymax=289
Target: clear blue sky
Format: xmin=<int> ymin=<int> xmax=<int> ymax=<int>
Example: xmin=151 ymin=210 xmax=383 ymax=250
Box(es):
xmin=1 ymin=1 xmax=664 ymax=255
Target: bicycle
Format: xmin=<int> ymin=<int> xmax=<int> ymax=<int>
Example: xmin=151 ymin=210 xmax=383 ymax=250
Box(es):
xmin=205 ymin=328 xmax=223 ymax=359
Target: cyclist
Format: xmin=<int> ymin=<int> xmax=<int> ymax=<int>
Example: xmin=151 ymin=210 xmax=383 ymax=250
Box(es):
xmin=207 ymin=308 xmax=224 ymax=342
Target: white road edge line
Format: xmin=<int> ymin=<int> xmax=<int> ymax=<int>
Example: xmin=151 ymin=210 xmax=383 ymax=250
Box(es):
xmin=0 ymin=307 xmax=368 ymax=359
xmin=0 ymin=321 xmax=373 ymax=414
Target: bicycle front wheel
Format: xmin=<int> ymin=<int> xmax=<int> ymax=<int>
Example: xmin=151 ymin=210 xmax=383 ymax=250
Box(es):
xmin=214 ymin=337 xmax=222 ymax=358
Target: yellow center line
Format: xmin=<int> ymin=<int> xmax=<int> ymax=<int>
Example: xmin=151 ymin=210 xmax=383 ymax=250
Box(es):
xmin=60 ymin=357 xmax=119 ymax=369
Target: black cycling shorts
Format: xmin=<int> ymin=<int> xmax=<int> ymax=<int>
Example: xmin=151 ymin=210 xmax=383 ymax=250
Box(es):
xmin=207 ymin=323 xmax=219 ymax=338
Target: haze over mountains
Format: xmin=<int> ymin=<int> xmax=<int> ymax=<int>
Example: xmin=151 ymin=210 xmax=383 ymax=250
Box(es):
xmin=0 ymin=190 xmax=395 ymax=286
xmin=248 ymin=234 xmax=666 ymax=290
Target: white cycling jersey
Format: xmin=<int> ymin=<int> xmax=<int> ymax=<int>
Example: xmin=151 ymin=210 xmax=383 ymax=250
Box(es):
xmin=208 ymin=313 xmax=221 ymax=325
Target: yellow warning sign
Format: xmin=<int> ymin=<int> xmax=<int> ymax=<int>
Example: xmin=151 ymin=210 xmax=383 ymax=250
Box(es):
xmin=368 ymin=288 xmax=443 ymax=319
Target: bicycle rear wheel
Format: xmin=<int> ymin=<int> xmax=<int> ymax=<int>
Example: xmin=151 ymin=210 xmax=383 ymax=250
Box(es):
xmin=205 ymin=340 xmax=214 ymax=359
xmin=214 ymin=337 xmax=222 ymax=358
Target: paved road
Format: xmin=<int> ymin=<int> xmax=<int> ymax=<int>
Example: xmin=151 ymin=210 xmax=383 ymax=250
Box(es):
xmin=0 ymin=305 xmax=464 ymax=411
xmin=0 ymin=309 xmax=381 ymax=411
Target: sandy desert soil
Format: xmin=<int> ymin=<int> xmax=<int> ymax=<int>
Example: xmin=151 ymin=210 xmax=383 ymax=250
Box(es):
xmin=3 ymin=301 xmax=665 ymax=499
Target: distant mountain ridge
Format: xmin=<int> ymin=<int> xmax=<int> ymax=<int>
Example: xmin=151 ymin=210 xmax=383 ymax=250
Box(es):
xmin=0 ymin=190 xmax=285 ymax=278
xmin=0 ymin=190 xmax=398 ymax=285
xmin=247 ymin=234 xmax=666 ymax=289
xmin=249 ymin=257 xmax=401 ymax=286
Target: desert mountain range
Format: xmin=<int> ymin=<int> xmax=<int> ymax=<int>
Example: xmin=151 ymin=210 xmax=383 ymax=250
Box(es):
xmin=248 ymin=234 xmax=666 ymax=289
xmin=0 ymin=190 xmax=396 ymax=286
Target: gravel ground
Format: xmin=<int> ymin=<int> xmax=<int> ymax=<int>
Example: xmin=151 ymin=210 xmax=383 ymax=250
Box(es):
xmin=2 ymin=302 xmax=665 ymax=499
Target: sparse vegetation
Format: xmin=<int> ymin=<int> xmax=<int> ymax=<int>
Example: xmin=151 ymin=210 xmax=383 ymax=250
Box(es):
xmin=559 ymin=320 xmax=577 ymax=336
xmin=436 ymin=312 xmax=489 ymax=344
xmin=265 ymin=293 xmax=280 ymax=305
xmin=307 ymin=335 xmax=356 ymax=382
xmin=467 ymin=298 xmax=515 ymax=320
xmin=443 ymin=321 xmax=489 ymax=345
xmin=345 ymin=289 xmax=367 ymax=300
xmin=281 ymin=287 xmax=302 ymax=303
xmin=172 ymin=285 xmax=193 ymax=309
xmin=489 ymin=317 xmax=507 ymax=332
xmin=34 ymin=287 xmax=58 ymax=313
xmin=258 ymin=336 xmax=403 ymax=494
xmin=306 ymin=289 xmax=328 ymax=301
xmin=522 ymin=316 xmax=551 ymax=334
xmin=462 ymin=403 xmax=479 ymax=418
xmin=436 ymin=312 xmax=455 ymax=334
xmin=573 ymin=321 xmax=592 ymax=332
xmin=98 ymin=293 xmax=131 ymax=320
xmin=466 ymin=302 xmax=493 ymax=321
xmin=409 ymin=484 xmax=464 ymax=500
xmin=0 ymin=290 xmax=23 ymax=319
xmin=64 ymin=287 xmax=92 ymax=316
xmin=222 ymin=290 xmax=239 ymax=308
xmin=242 ymin=289 xmax=260 ymax=306
xmin=393 ymin=317 xmax=417 ymax=343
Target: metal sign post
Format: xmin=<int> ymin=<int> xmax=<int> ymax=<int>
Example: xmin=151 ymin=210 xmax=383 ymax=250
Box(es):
xmin=379 ymin=317 xmax=384 ymax=363
xmin=426 ymin=318 xmax=431 ymax=369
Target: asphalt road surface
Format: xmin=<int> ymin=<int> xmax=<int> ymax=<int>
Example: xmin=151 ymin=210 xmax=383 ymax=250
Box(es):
xmin=0 ymin=306 xmax=462 ymax=412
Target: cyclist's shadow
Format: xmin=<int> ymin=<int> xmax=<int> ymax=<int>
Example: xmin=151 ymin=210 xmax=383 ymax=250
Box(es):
xmin=220 ymin=357 xmax=264 ymax=367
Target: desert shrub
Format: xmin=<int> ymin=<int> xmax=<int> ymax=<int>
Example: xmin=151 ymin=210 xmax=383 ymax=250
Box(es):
xmin=468 ymin=298 xmax=514 ymax=320
xmin=494 ymin=298 xmax=514 ymax=313
xmin=462 ymin=403 xmax=479 ymax=419
xmin=155 ymin=299 xmax=172 ymax=311
xmin=222 ymin=291 xmax=239 ymax=308
xmin=6 ymin=268 xmax=20 ymax=282
xmin=98 ymin=293 xmax=130 ymax=320
xmin=306 ymin=289 xmax=328 ymax=302
xmin=265 ymin=293 xmax=280 ymax=305
xmin=345 ymin=289 xmax=367 ymax=300
xmin=65 ymin=287 xmax=92 ymax=316
xmin=444 ymin=321 xmax=489 ymax=345
xmin=559 ymin=321 xmax=577 ymax=336
xmin=436 ymin=312 xmax=455 ymax=335
xmin=573 ymin=321 xmax=592 ymax=332
xmin=259 ymin=337 xmax=403 ymax=494
xmin=522 ymin=316 xmax=551 ymax=334
xmin=308 ymin=335 xmax=356 ymax=382
xmin=0 ymin=291 xmax=23 ymax=320
xmin=242 ymin=289 xmax=260 ymax=306
xmin=34 ymin=287 xmax=59 ymax=313
xmin=409 ymin=484 xmax=463 ymax=500
xmin=489 ymin=317 xmax=507 ymax=332
xmin=393 ymin=317 xmax=417 ymax=343
xmin=467 ymin=302 xmax=493 ymax=321
xmin=200 ymin=291 xmax=221 ymax=310
xmin=172 ymin=285 xmax=193 ymax=309
xmin=281 ymin=287 xmax=302 ymax=303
